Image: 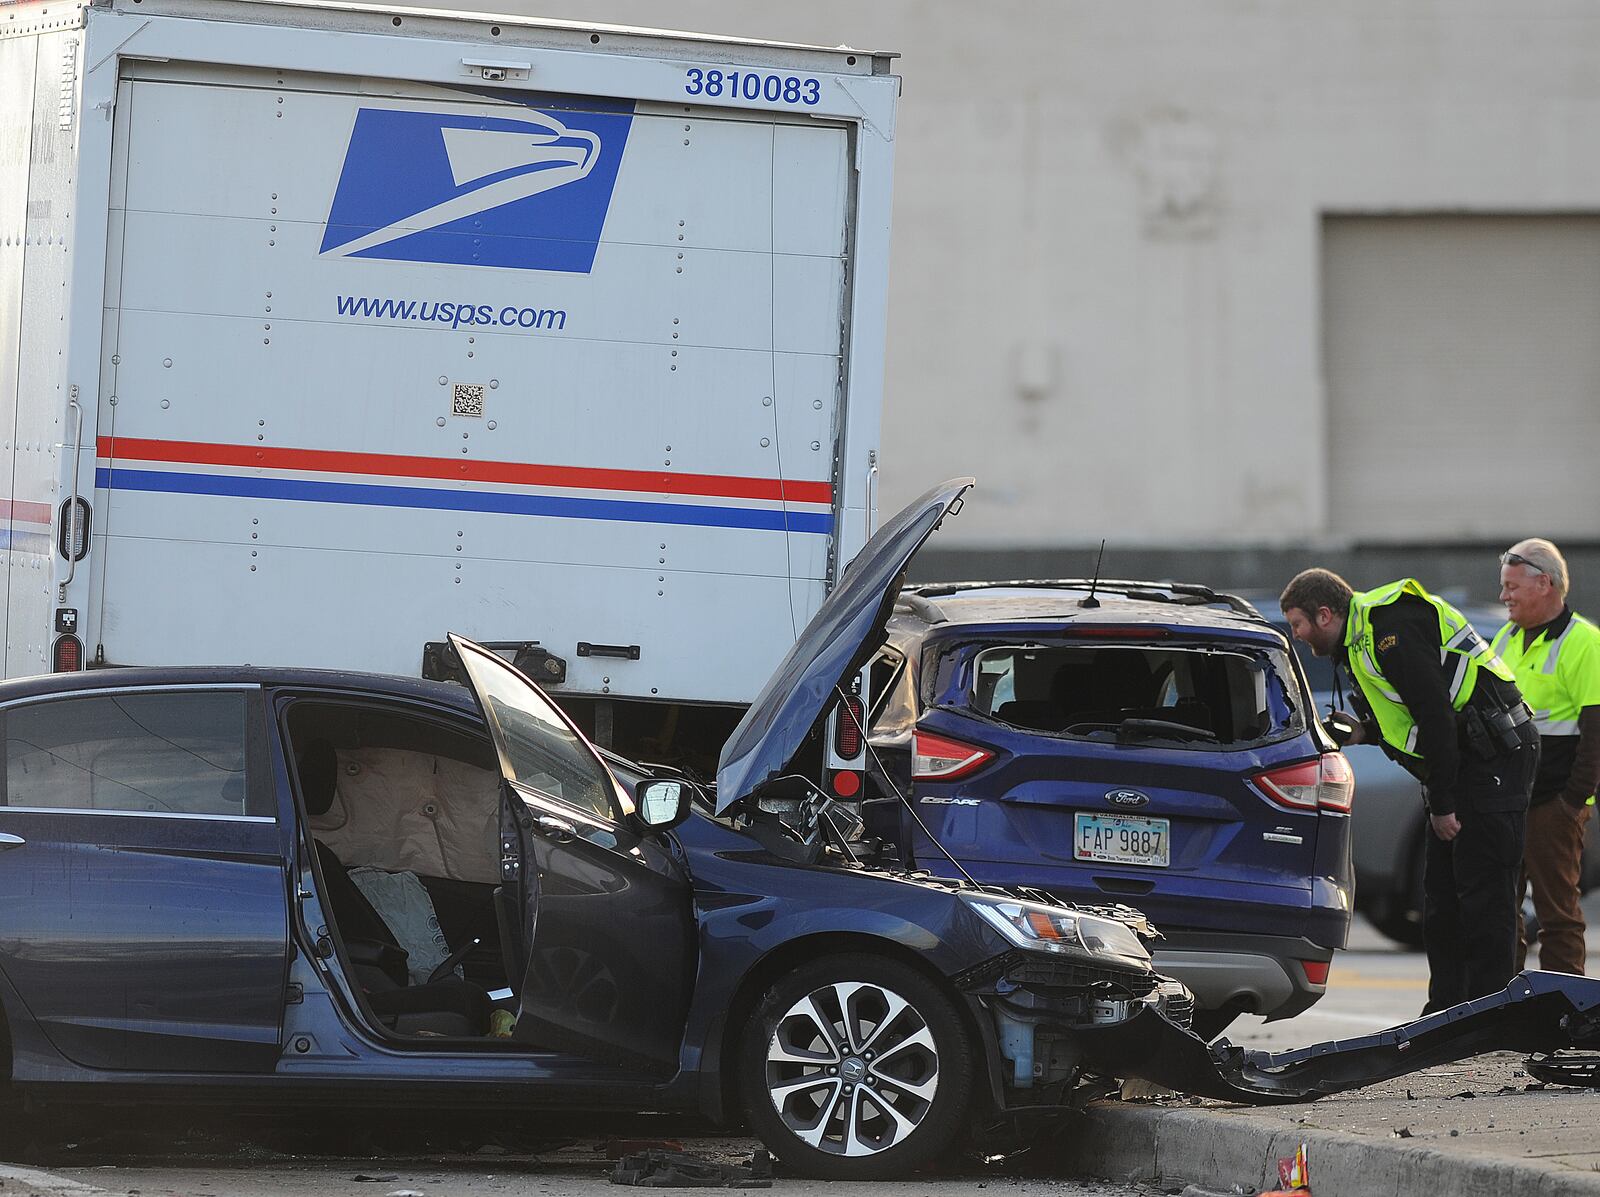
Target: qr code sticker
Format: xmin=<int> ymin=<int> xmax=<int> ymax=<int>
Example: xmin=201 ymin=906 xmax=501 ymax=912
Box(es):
xmin=452 ymin=384 xmax=485 ymax=417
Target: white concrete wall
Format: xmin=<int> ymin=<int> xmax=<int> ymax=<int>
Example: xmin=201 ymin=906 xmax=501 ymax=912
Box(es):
xmin=410 ymin=1 xmax=1600 ymax=547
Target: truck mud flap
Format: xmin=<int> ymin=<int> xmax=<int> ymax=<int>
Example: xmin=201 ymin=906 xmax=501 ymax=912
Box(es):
xmin=1075 ymin=970 xmax=1600 ymax=1103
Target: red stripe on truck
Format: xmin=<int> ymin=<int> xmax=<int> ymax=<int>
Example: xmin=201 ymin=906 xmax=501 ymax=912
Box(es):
xmin=97 ymin=437 xmax=835 ymax=506
xmin=0 ymin=499 xmax=54 ymax=525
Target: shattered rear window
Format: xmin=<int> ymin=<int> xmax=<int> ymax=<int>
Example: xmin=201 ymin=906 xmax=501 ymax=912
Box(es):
xmin=968 ymin=642 xmax=1304 ymax=749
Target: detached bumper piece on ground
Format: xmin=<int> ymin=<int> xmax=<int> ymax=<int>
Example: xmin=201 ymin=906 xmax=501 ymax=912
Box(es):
xmin=1083 ymin=969 xmax=1600 ymax=1102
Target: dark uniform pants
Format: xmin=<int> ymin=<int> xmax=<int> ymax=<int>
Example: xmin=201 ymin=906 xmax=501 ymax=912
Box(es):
xmin=1422 ymin=725 xmax=1537 ymax=1013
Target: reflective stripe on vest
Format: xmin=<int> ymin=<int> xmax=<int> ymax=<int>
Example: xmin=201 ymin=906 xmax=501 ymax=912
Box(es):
xmin=1346 ymin=579 xmax=1515 ymax=760
xmin=1543 ymin=620 xmax=1579 ymax=676
xmin=1493 ymin=611 xmax=1600 ymax=737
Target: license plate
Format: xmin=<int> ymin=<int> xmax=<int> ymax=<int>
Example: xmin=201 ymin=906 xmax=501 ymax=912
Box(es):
xmin=1073 ymin=812 xmax=1170 ymax=867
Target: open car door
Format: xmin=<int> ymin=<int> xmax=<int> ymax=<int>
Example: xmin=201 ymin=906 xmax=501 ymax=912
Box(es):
xmin=450 ymin=634 xmax=695 ymax=1074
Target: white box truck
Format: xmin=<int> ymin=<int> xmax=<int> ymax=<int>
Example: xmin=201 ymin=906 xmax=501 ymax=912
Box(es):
xmin=1 ymin=0 xmax=898 ymax=772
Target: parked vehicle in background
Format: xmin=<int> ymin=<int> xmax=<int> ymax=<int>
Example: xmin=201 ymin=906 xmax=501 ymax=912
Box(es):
xmin=859 ymin=580 xmax=1353 ymax=1038
xmin=0 ymin=482 xmax=1205 ymax=1180
xmin=1 ymin=0 xmax=893 ymax=779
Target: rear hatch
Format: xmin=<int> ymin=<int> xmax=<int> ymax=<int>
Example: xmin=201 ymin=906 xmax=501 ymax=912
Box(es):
xmin=907 ymin=627 xmax=1339 ymax=934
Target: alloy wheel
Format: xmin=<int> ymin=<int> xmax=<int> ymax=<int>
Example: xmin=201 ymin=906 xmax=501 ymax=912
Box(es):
xmin=763 ymin=979 xmax=939 ymax=1158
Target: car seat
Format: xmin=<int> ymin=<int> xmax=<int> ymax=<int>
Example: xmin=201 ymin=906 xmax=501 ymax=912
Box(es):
xmin=993 ymin=699 xmax=1061 ymax=731
xmin=1062 ymin=651 xmax=1159 ymax=730
xmin=298 ymin=739 xmax=492 ymax=1037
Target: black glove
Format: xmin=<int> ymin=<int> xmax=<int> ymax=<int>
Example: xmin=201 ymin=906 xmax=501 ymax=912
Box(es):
xmin=1324 ymin=711 xmax=1358 ymax=746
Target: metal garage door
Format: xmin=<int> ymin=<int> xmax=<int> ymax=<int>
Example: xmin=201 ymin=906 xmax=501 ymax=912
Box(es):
xmin=1323 ymin=215 xmax=1600 ymax=540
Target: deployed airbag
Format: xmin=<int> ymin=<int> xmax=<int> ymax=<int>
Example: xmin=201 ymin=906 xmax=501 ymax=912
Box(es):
xmin=309 ymin=747 xmax=499 ymax=883
xmin=348 ymin=866 xmax=457 ymax=987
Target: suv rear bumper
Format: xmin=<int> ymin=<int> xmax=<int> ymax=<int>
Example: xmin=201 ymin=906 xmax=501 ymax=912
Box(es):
xmin=1151 ymin=930 xmax=1332 ymax=1022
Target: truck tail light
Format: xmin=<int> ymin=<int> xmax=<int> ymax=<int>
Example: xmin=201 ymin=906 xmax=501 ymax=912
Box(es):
xmin=834 ymin=694 xmax=863 ymax=758
xmin=912 ymin=731 xmax=994 ymax=781
xmin=1301 ymin=959 xmax=1331 ymax=986
xmin=53 ymin=635 xmax=82 ymax=672
xmin=1252 ymin=752 xmax=1353 ymax=813
xmin=58 ymin=497 xmax=90 ymax=562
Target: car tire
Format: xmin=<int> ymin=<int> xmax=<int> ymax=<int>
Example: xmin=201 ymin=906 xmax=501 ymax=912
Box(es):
xmin=737 ymin=953 xmax=973 ymax=1180
xmin=1372 ymin=831 xmax=1427 ymax=950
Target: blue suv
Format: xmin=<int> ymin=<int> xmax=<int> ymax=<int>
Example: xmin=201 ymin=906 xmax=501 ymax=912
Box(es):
xmin=860 ymin=580 xmax=1353 ymax=1037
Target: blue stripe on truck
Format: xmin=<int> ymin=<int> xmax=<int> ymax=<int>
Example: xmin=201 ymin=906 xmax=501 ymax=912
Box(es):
xmin=96 ymin=467 xmax=834 ymax=535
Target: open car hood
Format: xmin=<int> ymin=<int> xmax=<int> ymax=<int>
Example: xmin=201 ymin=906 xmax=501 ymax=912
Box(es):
xmin=714 ymin=478 xmax=974 ymax=814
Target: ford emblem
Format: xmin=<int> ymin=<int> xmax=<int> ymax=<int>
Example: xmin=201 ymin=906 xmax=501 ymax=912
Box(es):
xmin=1105 ymin=789 xmax=1150 ymax=809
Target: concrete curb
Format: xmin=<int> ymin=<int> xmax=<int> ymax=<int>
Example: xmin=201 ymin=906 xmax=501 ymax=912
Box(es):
xmin=1063 ymin=1103 xmax=1600 ymax=1197
xmin=0 ymin=1164 xmax=104 ymax=1194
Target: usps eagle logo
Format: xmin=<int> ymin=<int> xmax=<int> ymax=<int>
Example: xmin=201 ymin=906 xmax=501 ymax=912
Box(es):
xmin=319 ymin=98 xmax=634 ymax=273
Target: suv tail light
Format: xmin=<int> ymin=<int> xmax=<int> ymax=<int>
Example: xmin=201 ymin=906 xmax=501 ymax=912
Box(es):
xmin=1300 ymin=959 xmax=1331 ymax=986
xmin=912 ymin=731 xmax=994 ymax=781
xmin=834 ymin=694 xmax=863 ymax=758
xmin=1316 ymin=751 xmax=1354 ymax=812
xmin=1252 ymin=752 xmax=1354 ymax=813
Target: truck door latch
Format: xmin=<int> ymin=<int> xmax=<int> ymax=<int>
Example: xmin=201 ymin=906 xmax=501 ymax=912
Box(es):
xmin=577 ymin=642 xmax=641 ymax=661
xmin=460 ymin=57 xmax=531 ymax=81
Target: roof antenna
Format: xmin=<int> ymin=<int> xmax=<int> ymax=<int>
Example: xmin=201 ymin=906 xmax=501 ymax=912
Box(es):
xmin=1081 ymin=539 xmax=1106 ymax=609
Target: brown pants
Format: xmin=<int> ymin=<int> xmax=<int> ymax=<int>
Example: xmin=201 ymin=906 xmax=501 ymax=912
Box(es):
xmin=1516 ymin=798 xmax=1591 ymax=975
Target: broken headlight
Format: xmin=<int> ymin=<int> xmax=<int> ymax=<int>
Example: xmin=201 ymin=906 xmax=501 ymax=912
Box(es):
xmin=962 ymin=894 xmax=1150 ymax=967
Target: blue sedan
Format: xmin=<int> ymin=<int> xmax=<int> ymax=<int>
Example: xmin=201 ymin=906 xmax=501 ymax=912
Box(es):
xmin=0 ymin=482 xmax=1190 ymax=1179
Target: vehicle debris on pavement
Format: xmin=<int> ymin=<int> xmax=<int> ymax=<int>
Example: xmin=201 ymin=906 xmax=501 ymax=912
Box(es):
xmin=1094 ymin=969 xmax=1600 ymax=1103
xmin=609 ymin=1149 xmax=773 ymax=1188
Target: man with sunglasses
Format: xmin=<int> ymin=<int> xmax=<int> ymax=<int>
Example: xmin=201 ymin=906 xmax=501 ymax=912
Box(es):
xmin=1494 ymin=539 xmax=1600 ymax=976
xmin=1281 ymin=568 xmax=1536 ymax=1013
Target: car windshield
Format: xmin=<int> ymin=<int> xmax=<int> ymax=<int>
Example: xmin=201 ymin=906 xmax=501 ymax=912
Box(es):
xmin=967 ymin=641 xmax=1304 ymax=748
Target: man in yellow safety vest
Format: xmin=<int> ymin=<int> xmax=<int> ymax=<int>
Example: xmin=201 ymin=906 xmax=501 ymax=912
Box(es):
xmin=1494 ymin=538 xmax=1600 ymax=976
xmin=1281 ymin=568 xmax=1537 ymax=1012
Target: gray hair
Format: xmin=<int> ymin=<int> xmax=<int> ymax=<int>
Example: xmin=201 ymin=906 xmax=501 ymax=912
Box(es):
xmin=1505 ymin=537 xmax=1570 ymax=597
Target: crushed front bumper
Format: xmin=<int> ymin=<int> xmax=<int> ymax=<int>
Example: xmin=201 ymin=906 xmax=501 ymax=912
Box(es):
xmin=961 ymin=950 xmax=1193 ymax=1095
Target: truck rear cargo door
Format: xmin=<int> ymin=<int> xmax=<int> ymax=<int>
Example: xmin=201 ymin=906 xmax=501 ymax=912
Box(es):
xmin=94 ymin=66 xmax=850 ymax=700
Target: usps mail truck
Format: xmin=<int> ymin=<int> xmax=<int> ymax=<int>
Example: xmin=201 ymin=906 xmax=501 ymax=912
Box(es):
xmin=1 ymin=0 xmax=897 ymax=769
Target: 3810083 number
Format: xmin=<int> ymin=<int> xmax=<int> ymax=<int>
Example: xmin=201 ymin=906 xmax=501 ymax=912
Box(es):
xmin=685 ymin=68 xmax=820 ymax=106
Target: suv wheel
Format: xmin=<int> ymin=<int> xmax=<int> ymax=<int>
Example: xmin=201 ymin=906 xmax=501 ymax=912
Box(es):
xmin=738 ymin=954 xmax=973 ymax=1179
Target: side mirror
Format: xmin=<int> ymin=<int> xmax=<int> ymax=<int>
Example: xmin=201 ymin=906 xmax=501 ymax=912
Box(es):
xmin=635 ymin=779 xmax=693 ymax=831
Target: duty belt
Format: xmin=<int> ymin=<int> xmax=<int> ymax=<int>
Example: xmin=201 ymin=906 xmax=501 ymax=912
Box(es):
xmin=1460 ymin=699 xmax=1533 ymax=761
